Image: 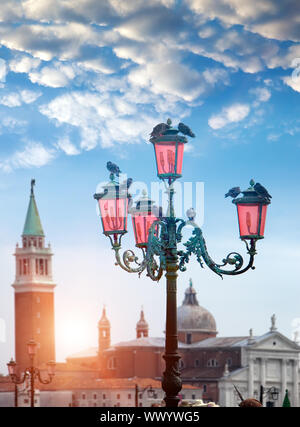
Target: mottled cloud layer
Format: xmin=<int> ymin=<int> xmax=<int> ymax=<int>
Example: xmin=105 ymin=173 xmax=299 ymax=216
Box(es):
xmin=0 ymin=0 xmax=299 ymax=170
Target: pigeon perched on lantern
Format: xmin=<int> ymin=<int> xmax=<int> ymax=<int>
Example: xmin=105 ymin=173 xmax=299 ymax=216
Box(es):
xmin=232 ymin=180 xmax=270 ymax=240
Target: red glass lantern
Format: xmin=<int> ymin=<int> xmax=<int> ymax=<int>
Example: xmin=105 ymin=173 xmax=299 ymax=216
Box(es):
xmin=151 ymin=128 xmax=187 ymax=181
xmin=7 ymin=358 xmax=17 ymax=376
xmin=94 ymin=180 xmax=129 ymax=236
xmin=130 ymin=192 xmax=159 ymax=248
xmin=233 ymin=181 xmax=270 ymax=240
xmin=27 ymin=339 xmax=37 ymax=357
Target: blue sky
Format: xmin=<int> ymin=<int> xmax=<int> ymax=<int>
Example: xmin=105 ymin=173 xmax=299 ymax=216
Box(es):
xmin=1 ymin=0 xmax=300 ymax=374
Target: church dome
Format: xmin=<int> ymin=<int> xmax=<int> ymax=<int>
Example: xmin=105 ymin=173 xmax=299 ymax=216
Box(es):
xmin=177 ymin=279 xmax=217 ymax=333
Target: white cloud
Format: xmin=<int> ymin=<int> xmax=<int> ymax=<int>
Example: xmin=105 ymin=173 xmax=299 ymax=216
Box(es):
xmin=9 ymin=55 xmax=41 ymax=74
xmin=282 ymin=75 xmax=300 ymax=93
xmin=249 ymin=87 xmax=271 ymax=106
xmin=186 ymin=0 xmax=300 ymax=42
xmin=0 ymin=90 xmax=42 ymax=107
xmin=56 ymin=137 xmax=80 ymax=155
xmin=29 ymin=63 xmax=76 ymax=88
xmin=208 ymin=103 xmax=250 ymax=130
xmin=0 ymin=142 xmax=55 ymax=172
xmin=128 ymin=62 xmax=206 ymax=102
xmin=0 ymin=59 xmax=7 ymax=86
xmin=39 ymin=90 xmax=164 ymax=149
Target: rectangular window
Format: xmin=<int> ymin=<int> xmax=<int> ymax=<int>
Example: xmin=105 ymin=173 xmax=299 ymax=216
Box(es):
xmin=117 ymin=394 xmax=120 ymax=400
xmin=36 ymin=259 xmax=38 ymax=274
xmin=128 ymin=394 xmax=131 ymax=399
xmin=103 ymin=394 xmax=106 ymax=400
xmin=93 ymin=394 xmax=97 ymax=400
xmin=82 ymin=394 xmax=86 ymax=400
xmin=45 ymin=260 xmax=48 ymax=275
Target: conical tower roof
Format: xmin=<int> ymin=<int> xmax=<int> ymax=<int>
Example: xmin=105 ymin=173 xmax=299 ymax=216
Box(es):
xmin=22 ymin=179 xmax=44 ymax=237
xmin=136 ymin=308 xmax=149 ymax=329
xmin=98 ymin=306 xmax=110 ymax=328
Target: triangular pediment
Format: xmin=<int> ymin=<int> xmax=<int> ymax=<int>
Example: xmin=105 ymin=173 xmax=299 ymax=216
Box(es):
xmin=250 ymin=331 xmax=300 ymax=352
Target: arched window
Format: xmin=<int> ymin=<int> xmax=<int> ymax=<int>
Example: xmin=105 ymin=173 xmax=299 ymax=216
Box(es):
xmin=207 ymin=358 xmax=219 ymax=367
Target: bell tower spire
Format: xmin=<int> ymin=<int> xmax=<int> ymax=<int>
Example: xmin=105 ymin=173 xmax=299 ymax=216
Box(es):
xmin=12 ymin=180 xmax=56 ymax=371
xmin=98 ymin=306 xmax=111 ymax=353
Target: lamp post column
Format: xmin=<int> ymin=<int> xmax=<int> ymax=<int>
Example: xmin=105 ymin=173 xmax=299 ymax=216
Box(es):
xmin=162 ymin=213 xmax=182 ymax=407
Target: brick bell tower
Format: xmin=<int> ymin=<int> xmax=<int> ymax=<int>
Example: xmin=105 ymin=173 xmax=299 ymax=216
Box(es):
xmin=12 ymin=179 xmax=56 ymax=371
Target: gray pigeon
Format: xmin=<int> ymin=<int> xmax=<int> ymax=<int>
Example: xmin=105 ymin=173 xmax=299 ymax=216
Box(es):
xmin=254 ymin=183 xmax=272 ymax=200
xmin=225 ymin=187 xmax=241 ymax=198
xmin=150 ymin=122 xmax=171 ymax=139
xmin=106 ymin=161 xmax=121 ymax=176
xmin=178 ymin=122 xmax=195 ymax=138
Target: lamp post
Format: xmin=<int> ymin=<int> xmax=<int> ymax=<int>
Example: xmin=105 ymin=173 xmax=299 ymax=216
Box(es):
xmin=93 ymin=119 xmax=271 ymax=407
xmin=258 ymin=385 xmax=279 ymax=407
xmin=7 ymin=340 xmax=55 ymax=407
xmin=135 ymin=384 xmax=156 ymax=407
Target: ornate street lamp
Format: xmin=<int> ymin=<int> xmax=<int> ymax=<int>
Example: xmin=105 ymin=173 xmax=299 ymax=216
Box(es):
xmin=135 ymin=384 xmax=156 ymax=407
xmin=258 ymin=385 xmax=279 ymax=407
xmin=93 ymin=119 xmax=271 ymax=407
xmin=7 ymin=340 xmax=55 ymax=407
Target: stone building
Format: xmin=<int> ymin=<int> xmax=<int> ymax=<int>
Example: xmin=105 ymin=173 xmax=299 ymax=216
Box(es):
xmin=66 ymin=280 xmax=300 ymax=406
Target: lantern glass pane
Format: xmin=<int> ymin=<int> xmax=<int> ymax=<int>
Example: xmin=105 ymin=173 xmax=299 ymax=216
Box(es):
xmin=237 ymin=204 xmax=260 ymax=237
xmin=7 ymin=361 xmax=16 ymax=375
xmin=98 ymin=198 xmax=128 ymax=233
xmin=132 ymin=213 xmax=158 ymax=245
xmin=155 ymin=142 xmax=176 ymax=175
xmin=259 ymin=204 xmax=267 ymax=236
xmin=176 ymin=142 xmax=184 ymax=175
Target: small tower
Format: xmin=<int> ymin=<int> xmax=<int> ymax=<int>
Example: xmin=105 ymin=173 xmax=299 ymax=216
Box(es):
xmin=136 ymin=307 xmax=149 ymax=338
xmin=12 ymin=180 xmax=56 ymax=371
xmin=98 ymin=306 xmax=111 ymax=353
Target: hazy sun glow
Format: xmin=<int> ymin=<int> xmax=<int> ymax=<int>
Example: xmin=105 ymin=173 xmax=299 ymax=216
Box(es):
xmin=55 ymin=316 xmax=97 ymax=361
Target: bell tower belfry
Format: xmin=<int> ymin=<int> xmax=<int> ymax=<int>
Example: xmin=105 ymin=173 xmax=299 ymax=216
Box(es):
xmin=12 ymin=180 xmax=56 ymax=371
xmin=98 ymin=306 xmax=111 ymax=353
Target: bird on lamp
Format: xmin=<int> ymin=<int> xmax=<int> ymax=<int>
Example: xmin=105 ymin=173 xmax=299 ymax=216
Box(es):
xmin=178 ymin=122 xmax=195 ymax=138
xmin=106 ymin=161 xmax=121 ymax=177
xmin=149 ymin=122 xmax=171 ymax=140
xmin=225 ymin=187 xmax=241 ymax=198
xmin=254 ymin=182 xmax=272 ymax=201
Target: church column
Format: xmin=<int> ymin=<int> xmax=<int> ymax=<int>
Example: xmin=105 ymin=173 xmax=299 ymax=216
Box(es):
xmin=293 ymin=359 xmax=299 ymax=407
xmin=260 ymin=357 xmax=266 ymax=390
xmin=281 ymin=359 xmax=287 ymax=403
xmin=248 ymin=355 xmax=254 ymax=397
